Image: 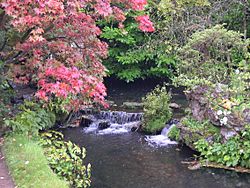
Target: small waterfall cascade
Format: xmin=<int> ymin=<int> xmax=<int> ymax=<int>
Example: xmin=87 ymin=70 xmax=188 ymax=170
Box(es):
xmin=82 ymin=110 xmax=178 ymax=147
xmin=96 ymin=111 xmax=143 ymax=124
xmin=145 ymin=123 xmax=178 ymax=147
xmin=83 ymin=111 xmax=143 ymax=135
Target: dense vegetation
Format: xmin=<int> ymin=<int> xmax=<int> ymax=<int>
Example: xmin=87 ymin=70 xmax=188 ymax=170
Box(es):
xmin=142 ymin=86 xmax=172 ymax=133
xmin=0 ymin=0 xmax=154 ymax=187
xmin=171 ymin=24 xmax=250 ymax=168
xmin=0 ymin=0 xmax=250 ymax=187
xmin=4 ymin=134 xmax=69 ymax=188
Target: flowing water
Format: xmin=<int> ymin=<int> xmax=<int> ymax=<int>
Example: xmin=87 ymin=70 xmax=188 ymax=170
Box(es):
xmin=61 ymin=78 xmax=250 ymax=188
xmin=62 ymin=126 xmax=250 ymax=188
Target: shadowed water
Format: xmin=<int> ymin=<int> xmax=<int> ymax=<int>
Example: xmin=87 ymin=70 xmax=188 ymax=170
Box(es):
xmin=62 ymin=128 xmax=250 ymax=188
xmin=62 ymin=78 xmax=250 ymax=188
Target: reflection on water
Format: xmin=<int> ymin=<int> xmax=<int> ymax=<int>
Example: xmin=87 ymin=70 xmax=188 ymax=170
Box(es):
xmin=104 ymin=78 xmax=187 ymax=118
xmin=62 ymin=128 xmax=250 ymax=188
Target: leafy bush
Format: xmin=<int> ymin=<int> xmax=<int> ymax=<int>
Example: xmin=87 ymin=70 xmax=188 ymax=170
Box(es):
xmin=0 ymin=61 xmax=13 ymax=126
xmin=174 ymin=25 xmax=249 ymax=89
xmin=4 ymin=101 xmax=56 ymax=136
xmin=195 ymin=125 xmax=250 ymax=168
xmin=178 ymin=116 xmax=220 ymax=148
xmin=40 ymin=131 xmax=91 ymax=188
xmin=100 ymin=4 xmax=178 ymax=82
xmin=181 ymin=116 xmax=219 ymax=134
xmin=167 ymin=125 xmax=180 ymax=141
xmin=142 ymin=86 xmax=172 ymax=133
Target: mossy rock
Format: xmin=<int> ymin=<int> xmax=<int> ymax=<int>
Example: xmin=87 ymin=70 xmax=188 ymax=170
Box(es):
xmin=177 ymin=117 xmax=220 ymax=150
xmin=167 ymin=125 xmax=181 ymax=141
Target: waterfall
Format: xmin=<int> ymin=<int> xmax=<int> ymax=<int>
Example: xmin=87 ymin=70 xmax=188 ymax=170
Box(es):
xmin=96 ymin=111 xmax=143 ymax=124
xmin=83 ymin=111 xmax=143 ymax=135
xmin=82 ymin=110 xmax=178 ymax=147
xmin=145 ymin=124 xmax=177 ymax=147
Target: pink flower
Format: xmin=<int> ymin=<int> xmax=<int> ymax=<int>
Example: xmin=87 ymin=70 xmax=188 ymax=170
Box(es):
xmin=129 ymin=0 xmax=147 ymax=11
xmin=35 ymin=90 xmax=48 ymax=101
xmin=136 ymin=15 xmax=155 ymax=32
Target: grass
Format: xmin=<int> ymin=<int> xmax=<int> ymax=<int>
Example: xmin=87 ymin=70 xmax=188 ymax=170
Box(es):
xmin=3 ymin=133 xmax=69 ymax=188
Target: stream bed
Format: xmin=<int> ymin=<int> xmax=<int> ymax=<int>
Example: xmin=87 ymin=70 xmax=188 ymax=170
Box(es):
xmin=62 ymin=127 xmax=250 ymax=188
xmin=61 ymin=78 xmax=250 ymax=188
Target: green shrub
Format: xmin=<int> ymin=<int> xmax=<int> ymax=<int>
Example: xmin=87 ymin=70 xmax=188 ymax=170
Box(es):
xmin=195 ymin=125 xmax=250 ymax=168
xmin=167 ymin=125 xmax=180 ymax=141
xmin=99 ymin=4 xmax=178 ymax=82
xmin=181 ymin=116 xmax=219 ymax=134
xmin=4 ymin=101 xmax=56 ymax=136
xmin=4 ymin=134 xmax=68 ymax=188
xmin=40 ymin=131 xmax=91 ymax=188
xmin=174 ymin=25 xmax=249 ymax=89
xmin=0 ymin=61 xmax=13 ymax=126
xmin=142 ymin=86 xmax=172 ymax=134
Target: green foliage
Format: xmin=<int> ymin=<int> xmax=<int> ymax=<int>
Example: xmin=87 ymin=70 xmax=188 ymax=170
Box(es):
xmin=179 ymin=116 xmax=220 ymax=147
xmin=167 ymin=125 xmax=180 ymax=141
xmin=159 ymin=0 xmax=210 ymax=16
xmin=142 ymin=86 xmax=172 ymax=133
xmin=181 ymin=116 xmax=219 ymax=134
xmin=195 ymin=125 xmax=250 ymax=168
xmin=100 ymin=8 xmax=177 ymax=82
xmin=4 ymin=101 xmax=56 ymax=136
xmin=174 ymin=25 xmax=249 ymax=89
xmin=40 ymin=131 xmax=91 ymax=188
xmin=0 ymin=61 xmax=13 ymax=125
xmin=4 ymin=133 xmax=69 ymax=188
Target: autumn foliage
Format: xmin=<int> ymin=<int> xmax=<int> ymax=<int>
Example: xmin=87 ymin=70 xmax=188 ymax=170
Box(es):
xmin=1 ymin=0 xmax=154 ymax=111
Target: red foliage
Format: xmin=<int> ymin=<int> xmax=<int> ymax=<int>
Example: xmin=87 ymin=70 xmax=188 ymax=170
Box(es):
xmin=1 ymin=0 xmax=154 ymax=111
xmin=136 ymin=15 xmax=155 ymax=32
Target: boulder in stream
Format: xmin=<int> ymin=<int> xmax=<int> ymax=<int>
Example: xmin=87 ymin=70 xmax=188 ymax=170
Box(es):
xmin=122 ymin=102 xmax=143 ymax=109
xmin=98 ymin=120 xmax=111 ymax=130
xmin=169 ymin=103 xmax=181 ymax=109
xmin=80 ymin=115 xmax=94 ymax=127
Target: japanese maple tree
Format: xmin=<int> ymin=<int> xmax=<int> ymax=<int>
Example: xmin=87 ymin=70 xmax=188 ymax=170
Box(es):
xmin=0 ymin=0 xmax=154 ymax=112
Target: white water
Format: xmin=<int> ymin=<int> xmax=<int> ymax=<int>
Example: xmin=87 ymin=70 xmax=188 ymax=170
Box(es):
xmin=83 ymin=121 xmax=141 ymax=135
xmin=83 ymin=111 xmax=142 ymax=135
xmin=145 ymin=124 xmax=178 ymax=147
xmin=83 ymin=111 xmax=177 ymax=147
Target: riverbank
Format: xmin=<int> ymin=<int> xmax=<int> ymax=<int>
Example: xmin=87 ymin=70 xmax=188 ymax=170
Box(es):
xmin=0 ymin=137 xmax=15 ymax=188
xmin=3 ymin=134 xmax=69 ymax=188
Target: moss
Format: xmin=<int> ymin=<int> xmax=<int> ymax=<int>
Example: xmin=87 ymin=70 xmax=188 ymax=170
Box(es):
xmin=179 ymin=116 xmax=220 ymax=149
xmin=167 ymin=125 xmax=180 ymax=141
xmin=181 ymin=116 xmax=220 ymax=136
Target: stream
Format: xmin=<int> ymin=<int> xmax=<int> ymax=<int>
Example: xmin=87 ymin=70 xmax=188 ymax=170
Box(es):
xmin=61 ymin=78 xmax=250 ymax=188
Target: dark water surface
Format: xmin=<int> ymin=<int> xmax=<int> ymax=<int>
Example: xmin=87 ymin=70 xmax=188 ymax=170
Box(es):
xmin=104 ymin=78 xmax=187 ymax=118
xmin=62 ymin=78 xmax=250 ymax=188
xmin=62 ymin=128 xmax=250 ymax=188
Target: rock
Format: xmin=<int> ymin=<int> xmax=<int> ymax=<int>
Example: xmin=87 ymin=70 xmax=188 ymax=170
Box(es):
xmin=177 ymin=120 xmax=219 ymax=150
xmin=169 ymin=103 xmax=181 ymax=109
xmin=188 ymin=163 xmax=202 ymax=170
xmin=125 ymin=121 xmax=142 ymax=132
xmin=22 ymin=94 xmax=33 ymax=101
xmin=68 ymin=119 xmax=81 ymax=128
xmin=226 ymin=113 xmax=245 ymax=128
xmin=185 ymin=86 xmax=210 ymax=122
xmin=107 ymin=100 xmax=118 ymax=107
xmin=122 ymin=102 xmax=143 ymax=109
xmin=220 ymin=128 xmax=237 ymax=142
xmin=80 ymin=115 xmax=94 ymax=127
xmin=243 ymin=108 xmax=250 ymax=123
xmin=177 ymin=125 xmax=202 ymax=150
xmin=98 ymin=120 xmax=111 ymax=130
